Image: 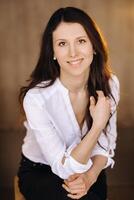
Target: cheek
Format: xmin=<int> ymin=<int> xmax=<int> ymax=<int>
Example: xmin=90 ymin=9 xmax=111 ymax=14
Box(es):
xmin=54 ymin=48 xmax=67 ymax=61
xmin=80 ymin=44 xmax=93 ymax=56
xmin=83 ymin=49 xmax=94 ymax=60
xmin=56 ymin=55 xmax=66 ymax=66
xmin=54 ymin=51 xmax=67 ymax=67
xmin=84 ymin=48 xmax=94 ymax=64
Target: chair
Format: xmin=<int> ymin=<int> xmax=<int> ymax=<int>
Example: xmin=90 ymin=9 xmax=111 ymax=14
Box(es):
xmin=14 ymin=176 xmax=25 ymax=200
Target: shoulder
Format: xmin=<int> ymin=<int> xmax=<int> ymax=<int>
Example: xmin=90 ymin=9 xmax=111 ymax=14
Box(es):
xmin=109 ymin=74 xmax=120 ymax=90
xmin=109 ymin=74 xmax=120 ymax=105
xmin=23 ymin=79 xmax=58 ymax=108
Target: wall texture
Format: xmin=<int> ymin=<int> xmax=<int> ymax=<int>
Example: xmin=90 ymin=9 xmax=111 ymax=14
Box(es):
xmin=0 ymin=0 xmax=134 ymax=199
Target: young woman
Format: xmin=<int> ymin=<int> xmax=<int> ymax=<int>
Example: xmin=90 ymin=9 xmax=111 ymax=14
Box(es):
xmin=17 ymin=7 xmax=120 ymax=200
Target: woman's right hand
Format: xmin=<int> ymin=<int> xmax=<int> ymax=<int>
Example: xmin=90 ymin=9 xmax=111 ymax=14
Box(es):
xmin=89 ymin=91 xmax=111 ymax=131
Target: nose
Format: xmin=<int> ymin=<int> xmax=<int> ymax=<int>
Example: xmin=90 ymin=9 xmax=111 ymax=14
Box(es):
xmin=69 ymin=43 xmax=77 ymax=57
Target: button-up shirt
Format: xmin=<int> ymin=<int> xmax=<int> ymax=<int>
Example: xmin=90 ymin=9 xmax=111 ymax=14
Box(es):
xmin=22 ymin=75 xmax=120 ymax=179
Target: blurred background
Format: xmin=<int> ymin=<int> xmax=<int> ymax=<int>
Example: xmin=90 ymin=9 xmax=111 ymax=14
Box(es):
xmin=0 ymin=0 xmax=134 ymax=199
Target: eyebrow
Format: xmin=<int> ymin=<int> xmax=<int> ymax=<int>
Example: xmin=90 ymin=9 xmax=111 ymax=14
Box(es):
xmin=54 ymin=36 xmax=88 ymax=42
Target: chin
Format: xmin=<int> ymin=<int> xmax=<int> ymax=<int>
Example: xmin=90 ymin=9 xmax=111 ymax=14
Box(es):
xmin=69 ymin=70 xmax=89 ymax=77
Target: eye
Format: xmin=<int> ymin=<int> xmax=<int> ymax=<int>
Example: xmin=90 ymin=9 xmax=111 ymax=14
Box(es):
xmin=78 ymin=39 xmax=86 ymax=44
xmin=58 ymin=41 xmax=66 ymax=47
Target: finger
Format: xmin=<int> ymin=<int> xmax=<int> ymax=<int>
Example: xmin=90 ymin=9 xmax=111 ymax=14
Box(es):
xmin=64 ymin=180 xmax=85 ymax=190
xmin=65 ymin=178 xmax=83 ymax=188
xmin=68 ymin=185 xmax=85 ymax=191
xmin=67 ymin=173 xmax=80 ymax=182
xmin=64 ymin=180 xmax=69 ymax=185
xmin=90 ymin=96 xmax=95 ymax=105
xmin=89 ymin=96 xmax=95 ymax=114
xmin=96 ymin=90 xmax=104 ymax=98
xmin=64 ymin=177 xmax=79 ymax=186
xmin=68 ymin=188 xmax=85 ymax=195
xmin=67 ymin=191 xmax=87 ymax=199
xmin=62 ymin=184 xmax=70 ymax=193
xmin=65 ymin=175 xmax=83 ymax=186
xmin=64 ymin=182 xmax=84 ymax=191
xmin=62 ymin=184 xmax=85 ymax=195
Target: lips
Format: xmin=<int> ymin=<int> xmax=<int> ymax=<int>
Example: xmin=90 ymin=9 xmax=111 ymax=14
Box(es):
xmin=67 ymin=58 xmax=83 ymax=65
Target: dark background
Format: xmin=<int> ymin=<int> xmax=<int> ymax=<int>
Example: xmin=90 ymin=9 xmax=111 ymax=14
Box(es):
xmin=0 ymin=0 xmax=134 ymax=199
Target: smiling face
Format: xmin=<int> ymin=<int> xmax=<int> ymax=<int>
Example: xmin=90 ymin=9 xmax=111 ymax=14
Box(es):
xmin=53 ymin=22 xmax=94 ymax=80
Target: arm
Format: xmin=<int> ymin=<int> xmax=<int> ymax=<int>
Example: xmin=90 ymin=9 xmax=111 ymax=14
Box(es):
xmin=24 ymin=89 xmax=110 ymax=179
xmin=69 ymin=91 xmax=110 ymax=164
xmin=24 ymin=91 xmax=93 ymax=180
xmin=90 ymin=155 xmax=108 ymax=177
xmin=90 ymin=75 xmax=120 ymax=168
xmin=62 ymin=76 xmax=120 ymax=198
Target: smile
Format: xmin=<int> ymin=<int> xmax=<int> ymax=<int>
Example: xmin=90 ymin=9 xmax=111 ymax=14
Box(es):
xmin=67 ymin=58 xmax=83 ymax=65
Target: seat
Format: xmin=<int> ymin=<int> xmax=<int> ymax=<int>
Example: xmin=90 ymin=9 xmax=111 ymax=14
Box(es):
xmin=14 ymin=176 xmax=25 ymax=200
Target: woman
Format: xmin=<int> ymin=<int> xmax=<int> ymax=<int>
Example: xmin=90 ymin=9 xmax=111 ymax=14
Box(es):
xmin=17 ymin=7 xmax=120 ymax=200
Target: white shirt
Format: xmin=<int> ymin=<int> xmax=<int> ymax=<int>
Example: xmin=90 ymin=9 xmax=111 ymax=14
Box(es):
xmin=22 ymin=75 xmax=120 ymax=179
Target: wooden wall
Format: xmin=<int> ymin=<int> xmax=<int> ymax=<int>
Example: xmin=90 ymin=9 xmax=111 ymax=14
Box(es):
xmin=0 ymin=0 xmax=134 ymax=199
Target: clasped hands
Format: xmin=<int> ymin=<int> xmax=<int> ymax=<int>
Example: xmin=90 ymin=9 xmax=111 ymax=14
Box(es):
xmin=62 ymin=169 xmax=97 ymax=199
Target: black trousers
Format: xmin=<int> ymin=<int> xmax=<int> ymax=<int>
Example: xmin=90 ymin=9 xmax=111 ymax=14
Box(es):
xmin=17 ymin=154 xmax=107 ymax=200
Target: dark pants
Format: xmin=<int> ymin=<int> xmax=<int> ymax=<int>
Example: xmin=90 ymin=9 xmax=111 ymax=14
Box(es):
xmin=17 ymin=154 xmax=107 ymax=200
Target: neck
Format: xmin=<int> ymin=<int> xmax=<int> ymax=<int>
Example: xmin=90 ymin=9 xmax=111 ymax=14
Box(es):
xmin=60 ymin=73 xmax=89 ymax=94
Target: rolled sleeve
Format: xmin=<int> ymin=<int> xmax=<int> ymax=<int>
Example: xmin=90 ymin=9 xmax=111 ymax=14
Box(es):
xmin=49 ymin=137 xmax=93 ymax=179
xmin=90 ymin=141 xmax=115 ymax=169
xmin=23 ymin=91 xmax=92 ymax=179
xmin=62 ymin=141 xmax=93 ymax=178
xmin=51 ymin=149 xmax=93 ymax=179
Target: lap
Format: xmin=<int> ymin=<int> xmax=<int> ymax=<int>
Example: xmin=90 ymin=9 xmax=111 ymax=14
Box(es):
xmin=17 ymin=155 xmax=107 ymax=200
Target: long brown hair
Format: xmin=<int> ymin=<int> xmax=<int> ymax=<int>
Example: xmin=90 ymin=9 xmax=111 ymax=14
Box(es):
xmin=19 ymin=7 xmax=115 ymax=142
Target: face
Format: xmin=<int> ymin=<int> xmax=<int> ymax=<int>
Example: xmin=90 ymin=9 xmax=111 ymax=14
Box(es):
xmin=53 ymin=22 xmax=94 ymax=79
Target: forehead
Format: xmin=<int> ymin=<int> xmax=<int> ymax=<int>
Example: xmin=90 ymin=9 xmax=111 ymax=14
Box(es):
xmin=53 ymin=22 xmax=88 ymax=40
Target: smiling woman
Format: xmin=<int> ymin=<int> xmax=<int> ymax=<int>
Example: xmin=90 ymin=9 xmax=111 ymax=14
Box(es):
xmin=53 ymin=22 xmax=94 ymax=80
xmin=17 ymin=7 xmax=120 ymax=200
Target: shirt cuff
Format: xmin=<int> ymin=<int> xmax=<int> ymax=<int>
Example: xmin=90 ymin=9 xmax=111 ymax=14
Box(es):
xmin=64 ymin=155 xmax=93 ymax=174
xmin=63 ymin=140 xmax=93 ymax=176
xmin=104 ymin=157 xmax=115 ymax=168
xmin=91 ymin=148 xmax=115 ymax=169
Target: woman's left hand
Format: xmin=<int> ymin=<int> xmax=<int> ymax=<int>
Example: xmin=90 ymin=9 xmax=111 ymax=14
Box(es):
xmin=62 ymin=170 xmax=98 ymax=199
